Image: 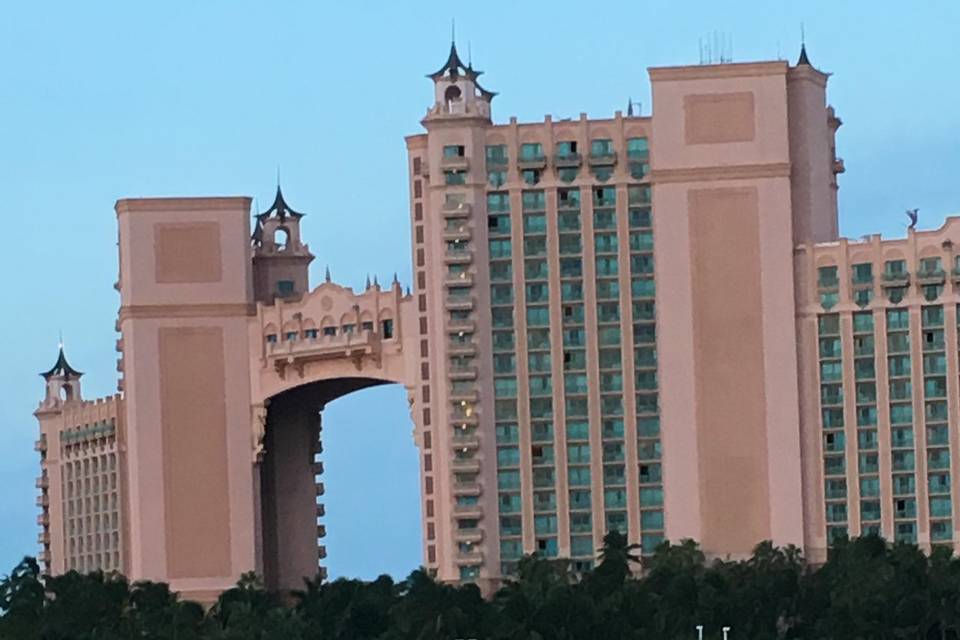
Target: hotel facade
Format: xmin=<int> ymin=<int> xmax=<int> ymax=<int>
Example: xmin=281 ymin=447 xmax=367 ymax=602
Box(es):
xmin=32 ymin=42 xmax=960 ymax=599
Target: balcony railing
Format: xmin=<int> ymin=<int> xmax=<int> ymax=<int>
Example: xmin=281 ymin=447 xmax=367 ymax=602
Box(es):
xmin=266 ymin=329 xmax=379 ymax=361
xmin=442 ymin=201 xmax=472 ymax=217
xmin=588 ymin=151 xmax=617 ymax=166
xmin=517 ymin=154 xmax=547 ymax=169
xmin=917 ymin=268 xmax=946 ymax=284
xmin=881 ymin=271 xmax=910 ymax=286
xmin=554 ymin=152 xmax=582 ymax=167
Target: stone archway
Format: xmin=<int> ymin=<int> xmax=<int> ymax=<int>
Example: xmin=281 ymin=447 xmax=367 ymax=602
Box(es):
xmin=257 ymin=377 xmax=403 ymax=592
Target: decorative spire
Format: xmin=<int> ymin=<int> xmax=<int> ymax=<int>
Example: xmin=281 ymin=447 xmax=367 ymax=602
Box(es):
xmin=797 ymin=23 xmax=812 ymax=67
xmin=373 ymin=274 xmax=379 ymax=288
xmin=365 ymin=274 xmax=371 ymax=289
xmin=627 ymin=98 xmax=634 ymax=117
xmin=325 ymin=265 xmax=332 ymax=283
xmin=392 ymin=272 xmax=399 ymax=285
xmin=41 ymin=344 xmax=82 ymax=380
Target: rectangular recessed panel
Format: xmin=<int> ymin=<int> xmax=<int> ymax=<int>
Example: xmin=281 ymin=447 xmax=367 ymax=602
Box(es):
xmin=684 ymin=92 xmax=756 ymax=145
xmin=159 ymin=326 xmax=232 ymax=578
xmin=154 ymin=223 xmax=222 ymax=283
xmin=688 ymin=186 xmax=771 ymax=554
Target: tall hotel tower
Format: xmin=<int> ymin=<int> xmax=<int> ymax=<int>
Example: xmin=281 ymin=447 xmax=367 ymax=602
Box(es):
xmin=32 ymin=42 xmax=960 ymax=596
xmin=405 ymin=42 xmax=842 ymax=580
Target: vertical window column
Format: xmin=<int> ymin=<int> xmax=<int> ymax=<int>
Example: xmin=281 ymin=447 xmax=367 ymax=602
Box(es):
xmin=922 ymin=305 xmax=951 ymax=545
xmin=853 ymin=312 xmax=880 ymax=535
xmin=818 ymin=313 xmax=848 ymax=542
xmin=627 ymin=186 xmax=662 ymax=554
xmin=887 ymin=308 xmax=917 ymax=543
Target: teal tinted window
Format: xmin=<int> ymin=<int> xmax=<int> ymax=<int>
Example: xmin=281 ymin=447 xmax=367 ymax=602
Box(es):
xmin=520 ymin=143 xmax=543 ymax=160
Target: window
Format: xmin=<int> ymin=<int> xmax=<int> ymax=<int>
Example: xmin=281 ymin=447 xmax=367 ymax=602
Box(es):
xmin=487 ymin=192 xmax=510 ymax=212
xmin=485 ymin=144 xmax=507 ymax=164
xmin=626 ymin=137 xmax=649 ymax=158
xmin=277 ymin=280 xmax=295 ymax=296
xmin=556 ymin=140 xmax=578 ymax=157
xmin=852 ymin=263 xmax=873 ymax=284
xmin=591 ymin=139 xmax=614 ymax=157
xmin=522 ymin=190 xmax=546 ymax=211
xmin=444 ymin=170 xmax=466 ymax=185
xmin=520 ymin=143 xmax=544 ymax=161
xmin=443 ymin=145 xmax=465 ymax=158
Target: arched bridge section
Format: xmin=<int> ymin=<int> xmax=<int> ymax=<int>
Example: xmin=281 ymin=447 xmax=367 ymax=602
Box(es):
xmin=248 ymin=280 xmax=419 ymax=590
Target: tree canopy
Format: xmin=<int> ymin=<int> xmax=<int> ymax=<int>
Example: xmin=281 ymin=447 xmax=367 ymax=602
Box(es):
xmin=3 ymin=535 xmax=959 ymax=639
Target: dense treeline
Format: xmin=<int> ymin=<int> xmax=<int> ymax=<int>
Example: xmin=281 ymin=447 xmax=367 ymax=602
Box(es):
xmin=3 ymin=533 xmax=960 ymax=639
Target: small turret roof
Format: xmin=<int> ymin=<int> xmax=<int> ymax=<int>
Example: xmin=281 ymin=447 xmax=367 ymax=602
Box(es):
xmin=257 ymin=185 xmax=304 ymax=221
xmin=41 ymin=346 xmax=82 ymax=380
xmin=428 ymin=41 xmax=476 ymax=80
xmin=797 ymin=43 xmax=812 ymax=67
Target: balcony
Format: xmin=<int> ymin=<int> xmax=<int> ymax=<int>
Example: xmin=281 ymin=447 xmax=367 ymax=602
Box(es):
xmin=882 ymin=271 xmax=910 ymax=287
xmin=447 ymin=317 xmax=475 ymax=333
xmin=445 ymin=296 xmax=475 ymax=312
xmin=450 ymin=411 xmax=479 ymax=426
xmin=448 ymin=341 xmax=477 ymax=357
xmin=313 ymin=461 xmax=324 ymax=475
xmin=554 ymin=152 xmax=582 ymax=168
xmin=449 ymin=365 xmax=478 ymax=381
xmin=443 ymin=226 xmax=471 ymax=242
xmin=316 ymin=482 xmax=325 ymax=496
xmin=115 ymin=338 xmax=124 ymax=352
xmin=588 ymin=151 xmax=617 ymax=166
xmin=444 ymin=274 xmax=474 ymax=288
xmin=917 ymin=268 xmax=946 ymax=285
xmin=316 ymin=524 xmax=327 ymax=538
xmin=37 ymin=531 xmax=50 ymax=545
xmin=453 ymin=502 xmax=483 ymax=517
xmin=443 ymin=249 xmax=473 ymax=265
xmin=34 ymin=436 xmax=47 ymax=453
xmin=318 ymin=545 xmax=327 ymax=560
xmin=455 ymin=549 xmax=484 ymax=566
xmin=442 ymin=201 xmax=472 ymax=218
xmin=452 ymin=457 xmax=481 ymax=474
xmin=453 ymin=481 xmax=482 ymax=496
xmin=36 ymin=513 xmax=48 ymax=526
xmin=454 ymin=527 xmax=484 ymax=543
xmin=450 ymin=387 xmax=478 ymax=403
xmin=440 ymin=155 xmax=470 ymax=171
xmin=517 ymin=154 xmax=547 ymax=170
xmin=36 ymin=494 xmax=48 ymax=507
xmin=35 ymin=474 xmax=48 ymax=489
xmin=266 ymin=330 xmax=381 ymax=369
xmin=316 ymin=504 xmax=326 ymax=518
xmin=452 ymin=433 xmax=481 ymax=451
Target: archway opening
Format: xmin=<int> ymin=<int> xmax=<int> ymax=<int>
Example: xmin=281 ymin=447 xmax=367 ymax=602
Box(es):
xmin=273 ymin=227 xmax=289 ymax=251
xmin=258 ymin=377 xmax=420 ymax=591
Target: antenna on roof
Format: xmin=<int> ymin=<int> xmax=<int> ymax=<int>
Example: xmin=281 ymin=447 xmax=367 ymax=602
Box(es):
xmin=276 ymin=164 xmax=281 ymax=188
xmin=451 ymin=18 xmax=456 ymax=43
xmin=58 ymin=330 xmax=63 ymax=350
xmin=467 ymin=41 xmax=472 ymax=67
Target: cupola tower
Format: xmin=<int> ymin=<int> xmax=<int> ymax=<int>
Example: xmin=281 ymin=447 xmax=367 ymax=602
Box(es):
xmin=252 ymin=186 xmax=315 ymax=303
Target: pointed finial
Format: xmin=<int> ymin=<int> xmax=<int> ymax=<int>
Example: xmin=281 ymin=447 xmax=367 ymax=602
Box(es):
xmin=58 ymin=330 xmax=63 ymax=350
xmin=392 ymin=272 xmax=399 ymax=285
xmin=796 ymin=23 xmax=812 ymax=66
xmin=325 ymin=265 xmax=331 ymax=283
xmin=365 ymin=274 xmax=371 ymax=289
xmin=405 ymin=286 xmax=411 ymax=296
xmin=373 ymin=275 xmax=379 ymax=288
xmin=467 ymin=41 xmax=472 ymax=68
xmin=627 ymin=98 xmax=634 ymax=117
xmin=451 ymin=18 xmax=455 ymax=44
xmin=276 ymin=164 xmax=281 ymax=188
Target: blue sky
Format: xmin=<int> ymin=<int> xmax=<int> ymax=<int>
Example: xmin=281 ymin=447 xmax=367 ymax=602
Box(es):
xmin=0 ymin=1 xmax=957 ymax=580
